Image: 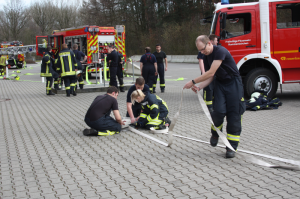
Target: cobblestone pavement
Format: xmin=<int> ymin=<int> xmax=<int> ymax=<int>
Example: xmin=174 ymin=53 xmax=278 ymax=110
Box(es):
xmin=1 ymin=63 xmax=300 ymax=199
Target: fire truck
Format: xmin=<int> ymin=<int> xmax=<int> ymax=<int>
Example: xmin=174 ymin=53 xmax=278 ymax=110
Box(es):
xmin=206 ymin=0 xmax=300 ymax=98
xmin=36 ymin=25 xmax=126 ymax=77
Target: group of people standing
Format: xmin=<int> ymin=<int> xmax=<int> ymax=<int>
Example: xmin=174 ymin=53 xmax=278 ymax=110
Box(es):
xmin=40 ymin=44 xmax=87 ymax=97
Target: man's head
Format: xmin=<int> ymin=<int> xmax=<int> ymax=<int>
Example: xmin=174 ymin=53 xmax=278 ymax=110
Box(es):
xmin=195 ymin=35 xmax=213 ymax=56
xmin=135 ymin=77 xmax=145 ymax=90
xmin=107 ymin=86 xmax=119 ymax=99
xmin=155 ymin=44 xmax=161 ymax=52
xmin=108 ymin=45 xmax=114 ymax=53
xmin=62 ymin=43 xmax=68 ymax=50
xmin=113 ymin=46 xmax=118 ymax=51
xmin=145 ymin=47 xmax=151 ymax=53
xmin=72 ymin=44 xmax=78 ymax=50
xmin=47 ymin=46 xmax=52 ymax=52
xmin=209 ymin=34 xmax=218 ymax=46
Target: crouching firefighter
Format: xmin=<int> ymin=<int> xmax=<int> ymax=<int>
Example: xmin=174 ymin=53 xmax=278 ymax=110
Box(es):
xmin=40 ymin=46 xmax=59 ymax=95
xmin=130 ymin=90 xmax=171 ymax=130
xmin=56 ymin=44 xmax=78 ymax=97
xmin=83 ymin=86 xmax=125 ymax=136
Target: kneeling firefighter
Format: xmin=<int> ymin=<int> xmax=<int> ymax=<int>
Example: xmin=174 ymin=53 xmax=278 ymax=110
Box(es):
xmin=130 ymin=90 xmax=171 ymax=130
xmin=40 ymin=46 xmax=58 ymax=95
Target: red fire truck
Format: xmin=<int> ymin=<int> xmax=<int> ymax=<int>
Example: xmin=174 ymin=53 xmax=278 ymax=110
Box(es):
xmin=36 ymin=25 xmax=126 ymax=76
xmin=207 ymin=0 xmax=300 ymax=98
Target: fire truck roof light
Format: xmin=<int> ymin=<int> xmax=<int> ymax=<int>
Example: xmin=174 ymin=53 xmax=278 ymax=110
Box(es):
xmin=221 ymin=0 xmax=229 ymax=5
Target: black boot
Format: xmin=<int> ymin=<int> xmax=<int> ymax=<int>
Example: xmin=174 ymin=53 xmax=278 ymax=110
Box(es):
xmin=153 ymin=87 xmax=156 ymax=93
xmin=161 ymin=88 xmax=165 ymax=93
xmin=119 ymin=78 xmax=125 ymax=92
xmin=66 ymin=90 xmax=70 ymax=97
xmin=54 ymin=84 xmax=61 ymax=90
xmin=226 ymin=147 xmax=236 ymax=158
xmin=47 ymin=91 xmax=55 ymax=95
xmin=83 ymin=128 xmax=98 ymax=136
xmin=79 ymin=84 xmax=84 ymax=89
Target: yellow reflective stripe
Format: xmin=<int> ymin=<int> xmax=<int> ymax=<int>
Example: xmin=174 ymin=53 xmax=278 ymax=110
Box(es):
xmin=140 ymin=113 xmax=147 ymax=118
xmin=150 ymin=104 xmax=158 ymax=110
xmin=79 ymin=81 xmax=84 ymax=84
xmin=65 ymin=87 xmax=70 ymax=90
xmin=211 ymin=124 xmax=223 ymax=131
xmin=227 ymin=134 xmax=240 ymax=141
xmin=54 ymin=81 xmax=58 ymax=84
xmin=40 ymin=73 xmax=52 ymax=77
xmin=98 ymin=130 xmax=119 ymax=136
xmin=70 ymin=83 xmax=75 ymax=86
xmin=205 ymin=101 xmax=212 ymax=105
xmin=46 ymin=88 xmax=52 ymax=90
xmin=160 ymin=84 xmax=165 ymax=86
xmin=256 ymin=105 xmax=260 ymax=109
xmin=153 ymin=84 xmax=156 ymax=87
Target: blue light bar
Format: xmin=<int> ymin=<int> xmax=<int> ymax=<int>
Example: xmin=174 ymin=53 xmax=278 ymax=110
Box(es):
xmin=221 ymin=0 xmax=229 ymax=5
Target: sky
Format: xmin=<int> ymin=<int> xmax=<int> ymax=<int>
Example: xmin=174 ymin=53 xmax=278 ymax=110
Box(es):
xmin=0 ymin=0 xmax=82 ymax=9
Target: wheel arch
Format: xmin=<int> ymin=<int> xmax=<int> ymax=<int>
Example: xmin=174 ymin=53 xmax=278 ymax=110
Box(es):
xmin=237 ymin=54 xmax=282 ymax=84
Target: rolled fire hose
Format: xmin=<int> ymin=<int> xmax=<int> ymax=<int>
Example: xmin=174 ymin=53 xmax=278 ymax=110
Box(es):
xmin=128 ymin=90 xmax=300 ymax=170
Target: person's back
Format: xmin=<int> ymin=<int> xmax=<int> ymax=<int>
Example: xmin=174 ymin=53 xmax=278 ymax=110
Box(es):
xmin=140 ymin=47 xmax=157 ymax=93
xmin=84 ymin=86 xmax=125 ymax=136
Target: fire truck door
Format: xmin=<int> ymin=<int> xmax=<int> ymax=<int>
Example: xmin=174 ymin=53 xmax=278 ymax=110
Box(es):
xmin=219 ymin=9 xmax=258 ymax=64
xmin=271 ymin=2 xmax=300 ymax=82
xmin=36 ymin=36 xmax=48 ymax=57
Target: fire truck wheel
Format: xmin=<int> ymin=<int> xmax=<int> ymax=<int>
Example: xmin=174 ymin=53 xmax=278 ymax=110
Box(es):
xmin=244 ymin=68 xmax=278 ymax=99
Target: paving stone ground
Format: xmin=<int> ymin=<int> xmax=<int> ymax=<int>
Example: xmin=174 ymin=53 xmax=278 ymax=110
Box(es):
xmin=1 ymin=63 xmax=300 ymax=199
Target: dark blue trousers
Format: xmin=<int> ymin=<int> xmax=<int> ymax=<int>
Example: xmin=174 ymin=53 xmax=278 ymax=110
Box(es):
xmin=85 ymin=115 xmax=121 ymax=132
xmin=109 ymin=67 xmax=118 ymax=88
xmin=211 ymin=76 xmax=246 ymax=150
xmin=203 ymin=80 xmax=214 ymax=109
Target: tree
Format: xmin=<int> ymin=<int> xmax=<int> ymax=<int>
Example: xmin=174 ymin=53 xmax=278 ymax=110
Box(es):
xmin=0 ymin=0 xmax=30 ymax=40
xmin=31 ymin=0 xmax=57 ymax=35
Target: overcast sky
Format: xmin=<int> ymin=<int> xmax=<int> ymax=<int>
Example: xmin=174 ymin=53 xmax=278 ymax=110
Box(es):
xmin=0 ymin=0 xmax=82 ymax=9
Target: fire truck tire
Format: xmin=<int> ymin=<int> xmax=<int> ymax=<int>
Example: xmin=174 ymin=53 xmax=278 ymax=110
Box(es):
xmin=244 ymin=68 xmax=278 ymax=99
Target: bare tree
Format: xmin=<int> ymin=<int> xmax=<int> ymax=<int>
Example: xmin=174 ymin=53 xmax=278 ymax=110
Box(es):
xmin=31 ymin=0 xmax=57 ymax=35
xmin=0 ymin=0 xmax=30 ymax=40
xmin=55 ymin=0 xmax=80 ymax=29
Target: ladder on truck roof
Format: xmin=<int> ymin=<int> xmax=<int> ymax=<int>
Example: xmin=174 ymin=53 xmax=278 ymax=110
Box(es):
xmin=0 ymin=45 xmax=41 ymax=55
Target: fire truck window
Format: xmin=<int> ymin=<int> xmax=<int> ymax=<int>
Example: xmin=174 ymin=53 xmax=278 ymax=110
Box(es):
xmin=224 ymin=13 xmax=251 ymax=39
xmin=276 ymin=3 xmax=300 ymax=29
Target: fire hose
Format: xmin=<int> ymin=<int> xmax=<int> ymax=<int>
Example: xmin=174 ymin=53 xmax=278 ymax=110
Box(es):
xmin=128 ymin=90 xmax=300 ymax=170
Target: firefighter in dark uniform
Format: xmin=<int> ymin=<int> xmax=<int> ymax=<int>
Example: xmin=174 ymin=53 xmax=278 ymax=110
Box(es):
xmin=56 ymin=43 xmax=78 ymax=97
xmin=106 ymin=45 xmax=118 ymax=88
xmin=113 ymin=46 xmax=125 ymax=92
xmin=153 ymin=44 xmax=168 ymax=93
xmin=140 ymin=47 xmax=158 ymax=94
xmin=197 ymin=34 xmax=219 ymax=113
xmin=73 ymin=44 xmax=87 ymax=89
xmin=40 ymin=46 xmax=58 ymax=95
xmin=52 ymin=49 xmax=61 ymax=90
xmin=130 ymin=90 xmax=171 ymax=130
xmin=184 ymin=35 xmax=246 ymax=158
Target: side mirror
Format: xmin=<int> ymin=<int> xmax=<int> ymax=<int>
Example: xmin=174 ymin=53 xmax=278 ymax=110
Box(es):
xmin=221 ymin=13 xmax=227 ymax=29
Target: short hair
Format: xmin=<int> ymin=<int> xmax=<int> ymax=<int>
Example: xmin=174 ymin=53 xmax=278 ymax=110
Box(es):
xmin=47 ymin=46 xmax=52 ymax=51
xmin=145 ymin=47 xmax=151 ymax=53
xmin=135 ymin=77 xmax=145 ymax=85
xmin=108 ymin=45 xmax=114 ymax=49
xmin=156 ymin=44 xmax=161 ymax=47
xmin=62 ymin=44 xmax=68 ymax=49
xmin=131 ymin=90 xmax=145 ymax=105
xmin=195 ymin=35 xmax=210 ymax=46
xmin=209 ymin=34 xmax=218 ymax=41
xmin=107 ymin=86 xmax=119 ymax=94
xmin=72 ymin=44 xmax=78 ymax=50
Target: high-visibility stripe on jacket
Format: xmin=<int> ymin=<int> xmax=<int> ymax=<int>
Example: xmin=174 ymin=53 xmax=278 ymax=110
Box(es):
xmin=57 ymin=49 xmax=78 ymax=77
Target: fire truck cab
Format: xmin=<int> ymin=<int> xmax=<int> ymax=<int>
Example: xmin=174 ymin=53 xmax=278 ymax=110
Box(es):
xmin=36 ymin=25 xmax=126 ymax=75
xmin=208 ymin=0 xmax=300 ymax=98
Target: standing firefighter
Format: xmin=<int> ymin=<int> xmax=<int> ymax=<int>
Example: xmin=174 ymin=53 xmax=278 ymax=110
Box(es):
xmin=0 ymin=55 xmax=7 ymax=76
xmin=40 ymin=47 xmax=58 ymax=95
xmin=106 ymin=45 xmax=119 ymax=88
xmin=153 ymin=44 xmax=168 ymax=93
xmin=140 ymin=47 xmax=158 ymax=93
xmin=130 ymin=90 xmax=171 ymax=130
xmin=183 ymin=35 xmax=246 ymax=158
xmin=113 ymin=46 xmax=125 ymax=92
xmin=56 ymin=44 xmax=78 ymax=97
xmin=72 ymin=44 xmax=87 ymax=90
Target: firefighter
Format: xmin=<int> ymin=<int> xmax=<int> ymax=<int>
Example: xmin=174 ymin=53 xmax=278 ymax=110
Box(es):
xmin=0 ymin=55 xmax=7 ymax=76
xmin=40 ymin=46 xmax=58 ymax=95
xmin=130 ymin=90 xmax=171 ymax=130
xmin=113 ymin=46 xmax=125 ymax=92
xmin=140 ymin=47 xmax=158 ymax=93
xmin=184 ymin=35 xmax=246 ymax=158
xmin=153 ymin=44 xmax=168 ymax=93
xmin=83 ymin=86 xmax=125 ymax=136
xmin=197 ymin=34 xmax=219 ymax=114
xmin=106 ymin=45 xmax=118 ymax=88
xmin=126 ymin=77 xmax=150 ymax=123
xmin=56 ymin=44 xmax=78 ymax=97
xmin=72 ymin=44 xmax=87 ymax=89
